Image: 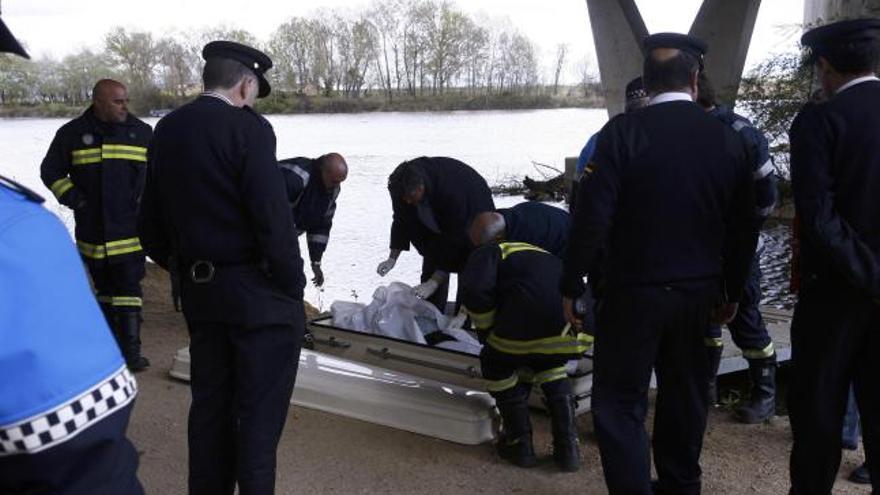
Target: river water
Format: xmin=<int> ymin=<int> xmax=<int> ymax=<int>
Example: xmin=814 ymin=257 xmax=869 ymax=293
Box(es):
xmin=0 ymin=108 xmax=794 ymax=311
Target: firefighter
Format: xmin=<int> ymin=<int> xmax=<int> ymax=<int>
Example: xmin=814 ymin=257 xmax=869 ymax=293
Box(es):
xmin=561 ymin=33 xmax=757 ymax=494
xmin=40 ymin=78 xmax=152 ymax=372
xmin=697 ymin=73 xmax=779 ymax=421
xmin=377 ymin=156 xmax=494 ymax=310
xmin=788 ymin=18 xmax=880 ymax=494
xmin=460 ymin=241 xmax=592 ymax=472
xmin=468 ymin=201 xmax=570 ymax=257
xmin=278 ymin=153 xmax=348 ymax=287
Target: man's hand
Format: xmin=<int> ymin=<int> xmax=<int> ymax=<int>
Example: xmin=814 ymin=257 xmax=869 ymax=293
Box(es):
xmin=311 ymin=262 xmax=324 ymax=287
xmin=563 ymin=296 xmax=583 ymax=330
xmin=711 ymin=302 xmax=739 ymax=326
xmin=413 ymin=279 xmax=440 ymax=299
xmin=376 ymin=257 xmax=397 ymax=276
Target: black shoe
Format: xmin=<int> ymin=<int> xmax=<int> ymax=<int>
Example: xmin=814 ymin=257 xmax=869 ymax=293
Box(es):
xmin=495 ymin=385 xmax=537 ymax=468
xmin=849 ymin=463 xmax=870 ymax=485
xmin=735 ymin=357 xmax=776 ymax=423
xmin=546 ymin=392 xmax=581 ymax=472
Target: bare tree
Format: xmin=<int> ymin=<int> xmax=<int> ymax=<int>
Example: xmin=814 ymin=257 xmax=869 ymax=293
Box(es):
xmin=553 ymin=43 xmax=568 ymax=95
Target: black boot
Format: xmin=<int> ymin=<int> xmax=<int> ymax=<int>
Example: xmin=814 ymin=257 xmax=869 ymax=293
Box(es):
xmin=544 ymin=382 xmax=581 ymax=472
xmin=735 ymin=357 xmax=776 ymax=423
xmin=707 ymin=345 xmax=722 ymax=405
xmin=118 ymin=311 xmax=150 ymax=372
xmin=494 ymin=384 xmax=537 ymax=468
xmin=848 ymin=463 xmax=870 ymax=485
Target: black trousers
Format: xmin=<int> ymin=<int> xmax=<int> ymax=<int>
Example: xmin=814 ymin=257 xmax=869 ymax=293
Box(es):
xmin=86 ymin=255 xmax=146 ymax=314
xmin=788 ymin=282 xmax=880 ymax=494
xmin=0 ymin=402 xmax=142 ymax=495
xmin=592 ymin=281 xmax=718 ymax=495
xmin=706 ymin=257 xmax=773 ymax=359
xmin=186 ymin=318 xmax=303 ymax=495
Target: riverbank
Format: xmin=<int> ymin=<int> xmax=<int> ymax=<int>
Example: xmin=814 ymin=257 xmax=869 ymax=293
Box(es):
xmin=131 ymin=263 xmax=869 ymax=494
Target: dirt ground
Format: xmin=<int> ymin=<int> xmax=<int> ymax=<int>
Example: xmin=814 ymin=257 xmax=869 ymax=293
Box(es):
xmin=129 ymin=264 xmax=870 ymax=494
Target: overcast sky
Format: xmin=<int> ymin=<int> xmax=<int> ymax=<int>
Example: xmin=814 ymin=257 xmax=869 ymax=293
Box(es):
xmin=3 ymin=0 xmax=803 ymax=79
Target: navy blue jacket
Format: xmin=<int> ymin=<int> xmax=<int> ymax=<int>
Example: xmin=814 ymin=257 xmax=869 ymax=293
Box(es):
xmin=500 ymin=201 xmax=570 ymax=257
xmin=138 ymin=95 xmax=304 ymax=325
xmin=389 ymin=157 xmax=494 ymax=272
xmin=278 ymin=157 xmax=339 ymax=263
xmin=562 ymin=99 xmax=757 ymax=302
xmin=789 ymin=79 xmax=880 ymax=297
xmin=710 ymin=105 xmax=778 ymax=232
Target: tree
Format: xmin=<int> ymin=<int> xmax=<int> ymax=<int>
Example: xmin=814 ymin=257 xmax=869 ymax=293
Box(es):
xmin=58 ymin=49 xmax=118 ymax=105
xmin=553 ymin=43 xmax=568 ymax=95
xmin=104 ymin=27 xmax=161 ymax=91
xmin=157 ymin=37 xmax=198 ymax=97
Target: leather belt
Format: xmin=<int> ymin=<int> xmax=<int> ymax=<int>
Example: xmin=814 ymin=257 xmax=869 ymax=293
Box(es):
xmin=186 ymin=259 xmax=258 ymax=284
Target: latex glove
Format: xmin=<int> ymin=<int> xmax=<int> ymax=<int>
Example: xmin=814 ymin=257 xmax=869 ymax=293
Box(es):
xmin=376 ymin=257 xmax=397 ymax=276
xmin=446 ymin=309 xmax=467 ymax=330
xmin=413 ymin=279 xmax=440 ymax=299
xmin=311 ymin=262 xmax=324 ymax=287
xmin=710 ymin=302 xmax=739 ymax=326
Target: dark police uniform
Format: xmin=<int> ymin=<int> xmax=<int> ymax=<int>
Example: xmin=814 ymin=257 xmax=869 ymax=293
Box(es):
xmin=561 ymin=33 xmax=757 ymax=495
xmin=460 ymin=241 xmax=591 ymax=471
xmin=704 ymin=105 xmax=779 ymax=420
xmin=40 ymin=105 xmax=152 ymax=369
xmin=138 ymin=42 xmax=305 ymax=495
xmin=0 ymin=175 xmax=142 ymax=495
xmin=278 ymin=157 xmax=339 ymax=265
xmin=389 ymin=156 xmax=494 ymax=309
xmin=498 ymin=201 xmax=570 ymax=257
xmin=788 ymin=19 xmax=880 ymax=494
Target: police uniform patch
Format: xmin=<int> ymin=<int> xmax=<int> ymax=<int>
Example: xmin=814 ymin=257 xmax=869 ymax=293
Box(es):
xmin=82 ymin=133 xmax=94 ymax=145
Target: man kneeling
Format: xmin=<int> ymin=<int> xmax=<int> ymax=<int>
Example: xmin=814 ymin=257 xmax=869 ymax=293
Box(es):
xmin=460 ymin=241 xmax=592 ymax=471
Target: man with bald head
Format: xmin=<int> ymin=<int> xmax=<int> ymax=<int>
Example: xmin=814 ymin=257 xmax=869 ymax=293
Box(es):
xmin=469 ymin=201 xmax=570 ymax=257
xmin=41 ymin=78 xmax=152 ymax=372
xmin=279 ymin=153 xmax=348 ymax=286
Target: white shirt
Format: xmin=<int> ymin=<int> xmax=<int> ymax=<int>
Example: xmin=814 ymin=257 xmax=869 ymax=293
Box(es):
xmin=201 ymin=91 xmax=234 ymax=106
xmin=647 ymin=91 xmax=694 ymax=106
xmin=836 ymin=75 xmax=880 ymax=95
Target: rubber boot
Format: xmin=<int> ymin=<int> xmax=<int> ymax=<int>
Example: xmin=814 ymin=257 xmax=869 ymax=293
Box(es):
xmin=707 ymin=345 xmax=723 ymax=406
xmin=494 ymin=384 xmax=537 ymax=468
xmin=735 ymin=356 xmax=776 ymax=423
xmin=544 ymin=381 xmax=581 ymax=472
xmin=118 ymin=311 xmax=150 ymax=372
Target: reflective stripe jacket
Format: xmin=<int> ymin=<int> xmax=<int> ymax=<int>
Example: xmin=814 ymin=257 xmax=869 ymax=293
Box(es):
xmin=460 ymin=242 xmax=591 ymax=358
xmin=389 ymin=157 xmax=494 ymax=272
xmin=40 ymin=107 xmax=152 ymax=262
xmin=278 ymin=157 xmax=339 ymax=263
xmin=499 ymin=202 xmax=570 ymax=257
xmin=0 ymin=176 xmax=129 ymax=430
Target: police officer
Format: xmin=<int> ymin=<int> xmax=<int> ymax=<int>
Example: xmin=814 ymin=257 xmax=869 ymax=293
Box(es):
xmin=377 ymin=156 xmax=494 ymax=309
xmin=697 ymin=73 xmax=779 ymax=421
xmin=278 ymin=153 xmax=348 ymax=287
xmin=138 ymin=41 xmax=305 ymax=495
xmin=788 ymin=18 xmax=880 ymax=494
xmin=460 ymin=241 xmax=591 ymax=472
xmin=40 ymin=78 xmax=152 ymax=371
xmin=561 ymin=33 xmax=757 ymax=494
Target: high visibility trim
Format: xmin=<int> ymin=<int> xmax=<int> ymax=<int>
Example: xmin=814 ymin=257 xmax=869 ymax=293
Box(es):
xmin=307 ymin=234 xmax=330 ymax=245
xmin=50 ymin=177 xmax=74 ymax=199
xmin=498 ymin=241 xmax=548 ymax=260
xmin=71 ymin=145 xmax=147 ymax=165
xmin=101 ymin=144 xmax=147 ymax=154
xmin=465 ymin=306 xmax=496 ymax=330
xmin=77 ymin=237 xmax=142 ymax=259
xmin=487 ymin=331 xmax=592 ymax=356
xmin=96 ymin=296 xmax=143 ymax=308
xmin=102 ymin=153 xmax=146 ymax=162
xmin=704 ymin=337 xmax=724 ymax=348
xmin=77 ymin=240 xmax=107 ymax=259
xmin=486 ymin=374 xmax=519 ymax=393
xmin=742 ymin=342 xmax=775 ymax=360
xmin=533 ymin=367 xmax=568 ymax=385
xmin=753 ymin=159 xmax=774 ymax=180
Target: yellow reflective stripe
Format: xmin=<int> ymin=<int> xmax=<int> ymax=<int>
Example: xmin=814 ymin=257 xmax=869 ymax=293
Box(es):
xmin=102 ymin=153 xmax=146 ymax=162
xmin=103 ymin=144 xmax=147 ymax=162
xmin=465 ymin=307 xmax=496 ymax=330
xmin=102 ymin=144 xmax=147 ymax=154
xmin=105 ymin=237 xmax=142 ymax=256
xmin=50 ymin=177 xmax=74 ymax=199
xmin=533 ymin=366 xmax=568 ymax=385
xmin=498 ymin=241 xmax=548 ymax=260
xmin=487 ymin=332 xmax=593 ymax=356
xmin=486 ymin=374 xmax=519 ymax=393
xmin=704 ymin=337 xmax=724 ymax=348
xmin=71 ymin=147 xmax=102 ymax=166
xmin=72 ymin=156 xmax=102 ymax=165
xmin=77 ymin=240 xmax=107 ymax=259
xmin=96 ymin=296 xmax=143 ymax=307
xmin=742 ymin=342 xmax=775 ymax=360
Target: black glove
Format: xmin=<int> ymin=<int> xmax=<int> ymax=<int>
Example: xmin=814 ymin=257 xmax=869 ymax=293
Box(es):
xmin=311 ymin=262 xmax=324 ymax=287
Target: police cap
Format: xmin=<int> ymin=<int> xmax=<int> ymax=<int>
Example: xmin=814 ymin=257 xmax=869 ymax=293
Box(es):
xmin=0 ymin=17 xmax=29 ymax=59
xmin=643 ymin=32 xmax=707 ymax=68
xmin=801 ymin=18 xmax=880 ymax=62
xmin=202 ymin=40 xmax=273 ymax=98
